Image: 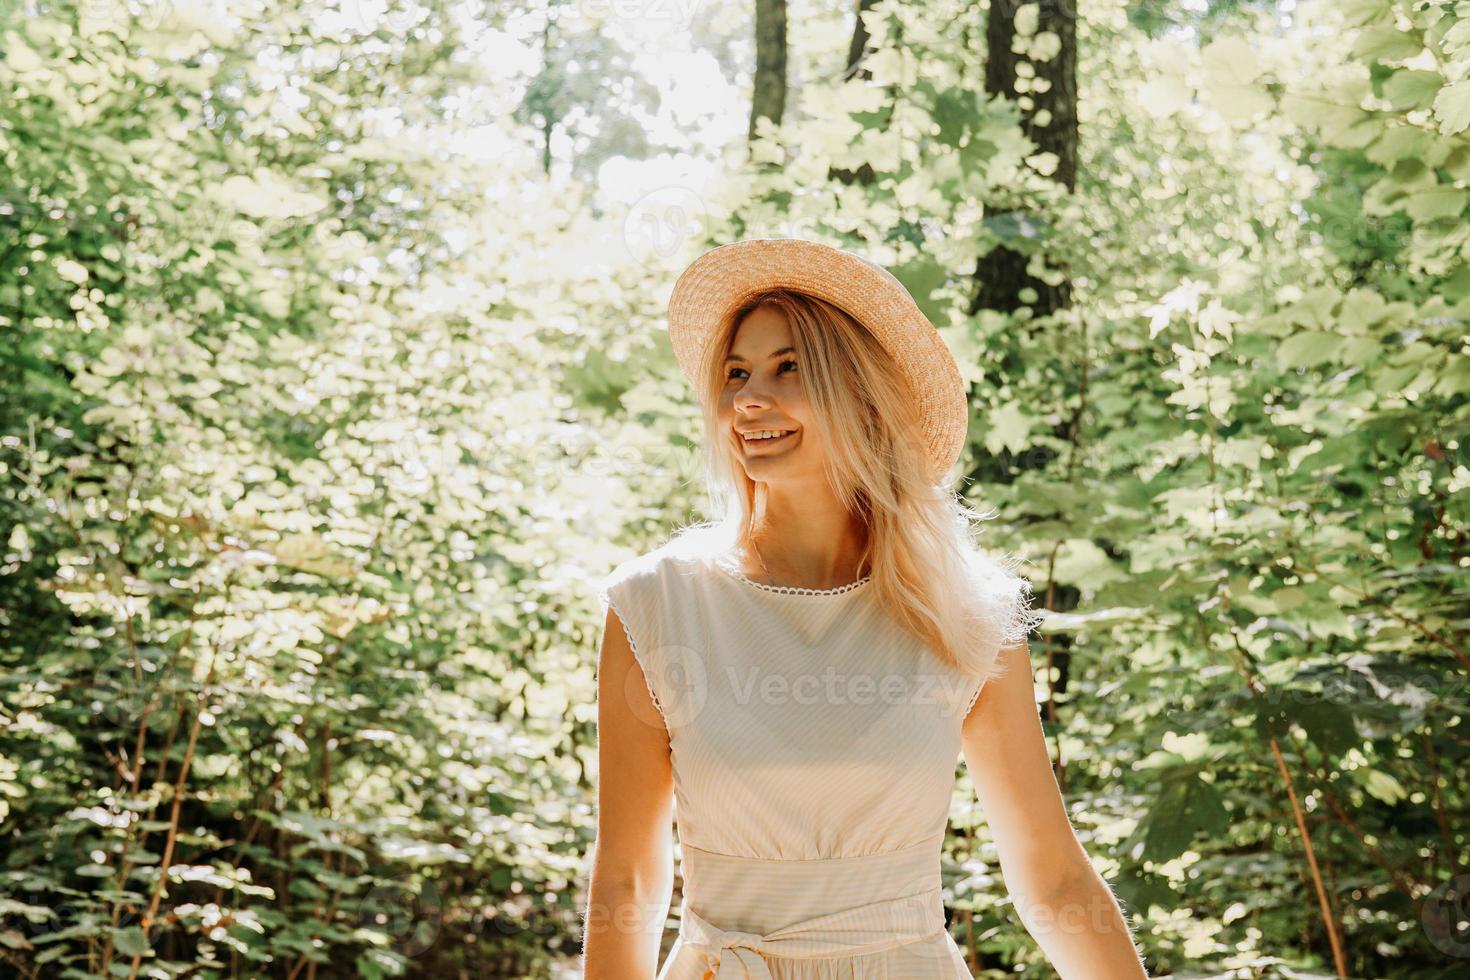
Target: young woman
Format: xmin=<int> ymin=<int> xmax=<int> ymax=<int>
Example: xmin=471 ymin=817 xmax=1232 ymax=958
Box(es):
xmin=583 ymin=238 xmax=1149 ymax=979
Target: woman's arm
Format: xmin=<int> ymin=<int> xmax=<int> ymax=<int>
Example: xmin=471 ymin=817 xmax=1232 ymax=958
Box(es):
xmin=961 ymin=640 xmax=1149 ymax=979
xmin=582 ymin=605 xmax=676 ymax=980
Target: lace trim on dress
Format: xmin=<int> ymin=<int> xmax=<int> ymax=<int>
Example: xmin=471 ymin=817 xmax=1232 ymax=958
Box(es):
xmin=597 ymin=584 xmax=669 ymax=727
xmin=712 ymin=553 xmax=873 ymax=596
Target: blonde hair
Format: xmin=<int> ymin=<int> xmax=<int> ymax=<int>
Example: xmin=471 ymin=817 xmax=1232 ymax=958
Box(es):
xmin=664 ymin=288 xmax=1043 ymax=682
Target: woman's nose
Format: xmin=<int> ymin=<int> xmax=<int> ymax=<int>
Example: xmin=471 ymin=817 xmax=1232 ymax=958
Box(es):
xmin=734 ymin=375 xmax=775 ymax=407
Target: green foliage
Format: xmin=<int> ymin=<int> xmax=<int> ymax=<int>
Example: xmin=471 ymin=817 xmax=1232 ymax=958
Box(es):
xmin=1 ymin=0 xmax=1466 ymax=978
xmin=702 ymin=0 xmax=1469 ymax=976
xmin=1 ymin=1 xmax=596 ymax=975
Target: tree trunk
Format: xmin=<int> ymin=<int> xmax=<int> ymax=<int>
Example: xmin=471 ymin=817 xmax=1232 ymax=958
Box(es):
xmin=971 ymin=0 xmax=1081 ymax=751
xmin=844 ymin=0 xmax=880 ymax=81
xmin=971 ymin=0 xmax=1078 ymax=317
xmin=830 ymin=0 xmax=881 ymax=187
xmin=749 ymin=0 xmax=789 ymax=146
xmin=541 ymin=13 xmax=553 ymax=177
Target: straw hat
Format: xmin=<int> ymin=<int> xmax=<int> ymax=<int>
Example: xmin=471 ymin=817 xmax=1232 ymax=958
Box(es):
xmin=666 ymin=238 xmax=970 ymax=484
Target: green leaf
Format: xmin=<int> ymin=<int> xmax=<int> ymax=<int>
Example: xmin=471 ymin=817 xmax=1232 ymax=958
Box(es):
xmin=1338 ymin=0 xmax=1390 ymax=28
xmin=1434 ymin=355 xmax=1470 ymax=395
xmin=289 ymin=877 xmax=328 ymax=900
xmin=957 ymin=136 xmax=998 ymax=174
xmin=1278 ymin=331 xmax=1345 ymax=369
xmin=1280 ymin=94 xmax=1365 ymax=140
xmin=1140 ymin=772 xmax=1230 ymax=863
xmin=929 ymin=87 xmax=979 ymax=149
xmin=485 ymin=789 xmax=519 ymax=817
xmin=1404 ymin=187 xmax=1467 ymax=222
xmin=1294 ymin=700 xmax=1360 ymax=760
xmin=1432 ymin=78 xmax=1470 ymax=135
xmin=1138 ymin=76 xmax=1191 ymax=117
xmin=1442 ymin=145 xmax=1470 ymax=182
xmin=982 ymin=402 xmax=1035 ymax=456
xmin=1373 ymin=362 xmax=1419 ymax=393
xmin=1364 ymin=125 xmax=1435 ymax=167
xmin=112 ymin=926 xmax=150 ymax=957
xmin=890 ymin=256 xmax=949 ymax=324
xmin=1351 ymin=25 xmax=1423 ymax=63
xmin=1200 ymin=34 xmax=1261 ymax=85
xmin=1381 ymin=69 xmax=1442 ymax=110
xmin=1359 ymin=768 xmax=1408 ymax=804
xmin=1113 ymin=864 xmax=1179 ymax=920
xmin=850 ymin=107 xmax=891 ymax=129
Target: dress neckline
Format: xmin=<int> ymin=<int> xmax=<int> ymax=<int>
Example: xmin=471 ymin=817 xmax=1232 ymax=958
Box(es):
xmin=710 ymin=552 xmax=873 ymax=597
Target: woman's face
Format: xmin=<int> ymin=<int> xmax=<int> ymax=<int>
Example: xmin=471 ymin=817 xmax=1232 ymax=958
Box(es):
xmin=718 ymin=305 xmax=826 ymax=482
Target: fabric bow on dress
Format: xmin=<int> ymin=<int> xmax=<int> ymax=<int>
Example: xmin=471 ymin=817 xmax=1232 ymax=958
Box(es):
xmin=683 ymin=914 xmax=777 ymax=980
xmin=673 ymin=888 xmax=946 ymax=980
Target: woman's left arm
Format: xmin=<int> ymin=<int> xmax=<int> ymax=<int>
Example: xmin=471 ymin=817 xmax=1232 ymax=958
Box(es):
xmin=961 ymin=639 xmax=1150 ymax=979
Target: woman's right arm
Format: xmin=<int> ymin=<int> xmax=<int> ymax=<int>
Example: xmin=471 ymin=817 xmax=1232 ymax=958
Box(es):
xmin=581 ymin=604 xmax=676 ymax=980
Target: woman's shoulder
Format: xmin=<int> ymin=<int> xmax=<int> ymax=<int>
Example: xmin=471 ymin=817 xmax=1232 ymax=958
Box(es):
xmin=955 ymin=546 xmax=1047 ymax=669
xmin=601 ymin=533 xmax=722 ymax=594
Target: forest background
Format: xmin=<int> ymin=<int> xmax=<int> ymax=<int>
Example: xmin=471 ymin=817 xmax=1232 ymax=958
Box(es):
xmin=1 ymin=0 xmax=1468 ymax=977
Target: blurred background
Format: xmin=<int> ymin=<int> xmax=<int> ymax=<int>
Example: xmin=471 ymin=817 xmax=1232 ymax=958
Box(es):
xmin=1 ymin=0 xmax=1468 ymax=977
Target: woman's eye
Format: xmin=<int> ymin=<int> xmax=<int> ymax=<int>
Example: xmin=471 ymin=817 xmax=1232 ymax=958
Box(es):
xmin=728 ymin=360 xmax=798 ymax=381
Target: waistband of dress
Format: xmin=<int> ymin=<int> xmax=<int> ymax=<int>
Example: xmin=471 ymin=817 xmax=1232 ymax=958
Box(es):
xmin=679 ymin=831 xmax=944 ymax=869
xmin=677 ymin=833 xmax=945 ymax=931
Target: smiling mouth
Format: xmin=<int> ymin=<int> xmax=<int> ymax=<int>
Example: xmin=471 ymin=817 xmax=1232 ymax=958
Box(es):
xmin=742 ymin=430 xmax=797 ymax=449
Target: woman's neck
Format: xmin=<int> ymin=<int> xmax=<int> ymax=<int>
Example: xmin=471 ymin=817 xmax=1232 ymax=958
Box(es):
xmin=737 ymin=523 xmax=868 ymax=591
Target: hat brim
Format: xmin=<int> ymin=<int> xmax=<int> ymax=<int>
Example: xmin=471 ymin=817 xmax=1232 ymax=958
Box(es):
xmin=666 ymin=238 xmax=969 ymax=484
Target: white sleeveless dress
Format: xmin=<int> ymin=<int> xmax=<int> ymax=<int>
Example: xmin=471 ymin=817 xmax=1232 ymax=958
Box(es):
xmin=598 ymin=544 xmax=1026 ymax=980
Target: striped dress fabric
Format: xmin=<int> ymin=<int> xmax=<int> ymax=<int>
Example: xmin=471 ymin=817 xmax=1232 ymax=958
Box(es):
xmin=597 ymin=543 xmax=1007 ymax=980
